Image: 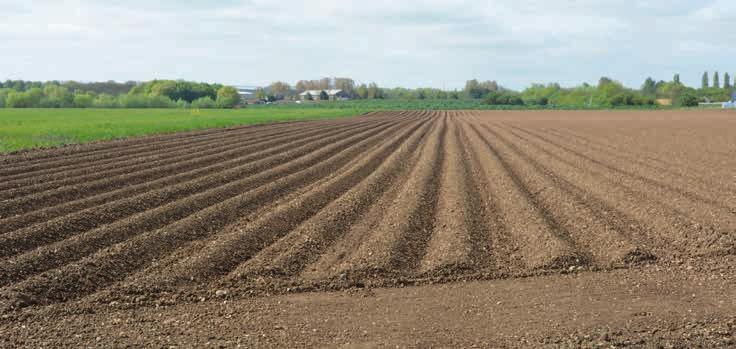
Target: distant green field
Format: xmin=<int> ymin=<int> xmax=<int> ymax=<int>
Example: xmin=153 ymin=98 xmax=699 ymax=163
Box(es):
xmin=0 ymin=108 xmax=368 ymax=153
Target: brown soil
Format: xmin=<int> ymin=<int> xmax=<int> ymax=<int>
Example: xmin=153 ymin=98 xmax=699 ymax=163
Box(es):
xmin=1 ymin=110 xmax=735 ymax=347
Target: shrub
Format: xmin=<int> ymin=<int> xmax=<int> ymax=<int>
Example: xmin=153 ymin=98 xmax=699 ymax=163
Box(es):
xmin=483 ymin=91 xmax=524 ymax=105
xmin=6 ymin=88 xmax=43 ymax=108
xmin=73 ymin=93 xmax=94 ymax=108
xmin=215 ymin=86 xmax=240 ymax=108
xmin=676 ymin=92 xmax=699 ymax=107
xmin=191 ymin=96 xmax=216 ymax=109
xmin=175 ymin=99 xmax=190 ymax=109
xmin=93 ymin=94 xmax=120 ymax=108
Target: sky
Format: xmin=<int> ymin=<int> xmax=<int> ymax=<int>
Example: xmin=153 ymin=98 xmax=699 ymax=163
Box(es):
xmin=1 ymin=0 xmax=735 ymax=90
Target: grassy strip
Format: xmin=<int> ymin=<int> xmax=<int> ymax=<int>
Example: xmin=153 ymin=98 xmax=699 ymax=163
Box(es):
xmin=0 ymin=108 xmax=367 ymax=153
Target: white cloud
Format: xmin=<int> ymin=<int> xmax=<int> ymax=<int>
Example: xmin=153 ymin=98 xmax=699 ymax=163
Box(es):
xmin=0 ymin=0 xmax=734 ymax=89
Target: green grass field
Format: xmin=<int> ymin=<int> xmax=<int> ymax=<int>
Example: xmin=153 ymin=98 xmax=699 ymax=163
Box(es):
xmin=0 ymin=108 xmax=368 ymax=153
xmin=0 ymin=100 xmax=680 ymax=153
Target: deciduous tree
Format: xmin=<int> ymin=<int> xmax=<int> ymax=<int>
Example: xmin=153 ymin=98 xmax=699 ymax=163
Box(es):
xmin=215 ymin=86 xmax=241 ymax=108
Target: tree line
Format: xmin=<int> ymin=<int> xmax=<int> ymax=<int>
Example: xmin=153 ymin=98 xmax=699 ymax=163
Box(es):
xmin=2 ymin=72 xmax=734 ymax=108
xmin=259 ymin=73 xmax=736 ymax=108
xmin=0 ymin=80 xmax=241 ymax=108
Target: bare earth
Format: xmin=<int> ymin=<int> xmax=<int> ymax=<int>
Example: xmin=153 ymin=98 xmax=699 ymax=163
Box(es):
xmin=0 ymin=110 xmax=735 ymax=347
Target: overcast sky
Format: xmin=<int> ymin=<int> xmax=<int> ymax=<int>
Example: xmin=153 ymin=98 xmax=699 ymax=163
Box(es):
xmin=1 ymin=0 xmax=735 ymax=90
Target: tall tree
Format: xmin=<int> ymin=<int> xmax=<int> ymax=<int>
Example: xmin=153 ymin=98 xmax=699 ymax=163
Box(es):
xmin=702 ymin=71 xmax=709 ymax=89
xmin=333 ymin=78 xmax=355 ymax=97
xmin=464 ymin=79 xmax=499 ymax=98
xmin=598 ymin=77 xmax=615 ymax=87
xmin=215 ymin=86 xmax=241 ymax=108
xmin=367 ymin=83 xmax=382 ymax=99
xmin=724 ymin=73 xmax=731 ymax=89
xmin=356 ymin=83 xmax=368 ymax=99
xmin=642 ymin=77 xmax=657 ymax=96
xmin=254 ymin=88 xmax=266 ymax=100
xmin=673 ymin=74 xmax=681 ymax=85
xmin=295 ymin=81 xmax=307 ymax=92
xmin=268 ymin=81 xmax=291 ymax=100
xmin=319 ymin=78 xmax=331 ymax=90
xmin=713 ymin=71 xmax=720 ymax=88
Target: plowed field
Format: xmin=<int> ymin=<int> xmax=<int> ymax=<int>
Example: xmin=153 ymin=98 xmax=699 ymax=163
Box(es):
xmin=2 ymin=110 xmax=735 ymax=347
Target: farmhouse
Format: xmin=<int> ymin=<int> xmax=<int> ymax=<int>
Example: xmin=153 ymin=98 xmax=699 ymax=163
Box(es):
xmin=299 ymin=89 xmax=349 ymax=101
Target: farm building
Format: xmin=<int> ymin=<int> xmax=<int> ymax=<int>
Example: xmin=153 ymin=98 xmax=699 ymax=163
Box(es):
xmin=299 ymin=89 xmax=349 ymax=101
xmin=233 ymin=85 xmax=258 ymax=99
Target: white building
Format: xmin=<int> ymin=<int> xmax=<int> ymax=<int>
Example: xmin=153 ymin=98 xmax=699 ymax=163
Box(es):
xmin=299 ymin=89 xmax=349 ymax=101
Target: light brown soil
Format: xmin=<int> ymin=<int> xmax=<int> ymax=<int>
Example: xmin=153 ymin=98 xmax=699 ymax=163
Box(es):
xmin=1 ymin=110 xmax=735 ymax=347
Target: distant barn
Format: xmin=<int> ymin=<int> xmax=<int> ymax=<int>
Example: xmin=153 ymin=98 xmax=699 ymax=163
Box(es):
xmin=233 ymin=85 xmax=258 ymax=99
xmin=299 ymin=89 xmax=349 ymax=101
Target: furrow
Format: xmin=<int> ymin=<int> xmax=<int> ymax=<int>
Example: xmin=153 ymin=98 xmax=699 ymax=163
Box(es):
xmin=327 ymin=115 xmax=446 ymax=278
xmin=0 ymin=122 xmax=260 ymax=167
xmin=0 ymin=118 xmax=326 ymax=167
xmin=460 ymin=119 xmax=582 ymax=270
xmin=0 ymin=117 xmax=416 ymax=306
xmin=0 ymin=120 xmax=338 ymax=195
xmin=298 ymin=120 xmax=433 ymax=282
xmin=480 ymin=122 xmax=655 ymax=267
xmin=103 ymin=115 xmax=431 ymax=294
xmin=0 ymin=120 xmax=383 ymax=235
xmin=510 ymin=125 xmax=736 ymax=231
xmin=0 ymin=119 xmax=309 ymax=178
xmin=496 ymin=123 xmax=732 ymax=259
xmin=0 ymin=118 xmax=398 ymax=269
xmin=546 ymin=128 xmax=714 ymax=178
xmin=541 ymin=127 xmax=736 ymax=201
xmin=0 ymin=120 xmax=374 ymax=217
xmin=454 ymin=113 xmax=519 ymax=274
xmin=420 ymin=112 xmax=492 ymax=274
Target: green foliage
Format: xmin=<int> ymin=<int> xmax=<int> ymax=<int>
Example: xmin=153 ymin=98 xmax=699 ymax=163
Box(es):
xmin=642 ymin=77 xmax=657 ymax=97
xmin=0 ymin=108 xmax=364 ymax=153
xmin=713 ymin=71 xmax=720 ymax=89
xmin=520 ymin=79 xmax=655 ymax=107
xmin=215 ymin=86 xmax=241 ymax=108
xmin=5 ymin=88 xmax=43 ymax=108
xmin=175 ymin=99 xmax=190 ymax=109
xmin=521 ymin=83 xmax=560 ymax=105
xmin=0 ymin=80 xmax=136 ymax=95
xmin=675 ymin=91 xmax=699 ymax=107
xmin=137 ymin=80 xmax=220 ymax=103
xmin=73 ymin=93 xmax=94 ymax=108
xmin=482 ymin=91 xmax=523 ymax=105
xmin=698 ymin=87 xmax=731 ymax=102
xmin=702 ymin=71 xmax=709 ymax=89
xmin=0 ymin=79 xmax=238 ymax=108
xmin=118 ymin=94 xmax=175 ymax=108
xmin=0 ymin=89 xmax=9 ymax=107
xmin=191 ymin=96 xmax=216 ymax=109
xmin=724 ymin=73 xmax=731 ymax=89
xmin=93 ymin=94 xmax=120 ymax=108
xmin=255 ymin=88 xmax=266 ymax=100
xmin=464 ymin=79 xmax=499 ymax=99
xmin=41 ymin=85 xmax=73 ymax=107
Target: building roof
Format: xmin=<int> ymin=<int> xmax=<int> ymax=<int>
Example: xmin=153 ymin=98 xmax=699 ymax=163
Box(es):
xmin=299 ymin=89 xmax=343 ymax=96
